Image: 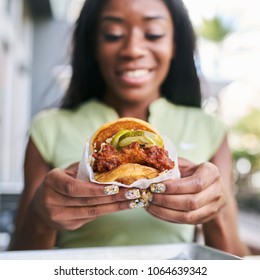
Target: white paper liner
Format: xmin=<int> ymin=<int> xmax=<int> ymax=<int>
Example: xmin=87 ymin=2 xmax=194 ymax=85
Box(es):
xmin=77 ymin=135 xmax=180 ymax=189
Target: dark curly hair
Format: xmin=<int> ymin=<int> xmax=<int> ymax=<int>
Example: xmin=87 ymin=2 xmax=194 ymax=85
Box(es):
xmin=61 ymin=0 xmax=201 ymax=109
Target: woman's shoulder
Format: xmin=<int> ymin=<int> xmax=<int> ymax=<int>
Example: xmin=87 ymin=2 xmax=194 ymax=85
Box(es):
xmin=31 ymin=99 xmax=98 ymax=124
xmin=175 ymin=102 xmax=226 ymax=138
xmin=32 ymin=107 xmax=61 ymax=123
xmin=151 ymin=98 xmax=227 ymax=162
xmin=153 ymin=98 xmax=225 ymax=127
xmin=30 ymin=99 xmax=119 ymax=139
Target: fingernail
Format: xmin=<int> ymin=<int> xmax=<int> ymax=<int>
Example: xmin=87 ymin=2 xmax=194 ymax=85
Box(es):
xmin=125 ymin=189 xmax=141 ymax=200
xmin=104 ymin=185 xmax=119 ymax=195
xmin=141 ymin=189 xmax=153 ymax=202
xmin=150 ymin=183 xmax=166 ymax=193
xmin=129 ymin=198 xmax=148 ymax=209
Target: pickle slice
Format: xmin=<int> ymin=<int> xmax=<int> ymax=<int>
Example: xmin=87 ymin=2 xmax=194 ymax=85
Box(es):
xmin=118 ymin=135 xmax=153 ymax=147
xmin=143 ymin=131 xmax=163 ymax=146
xmin=118 ymin=130 xmax=163 ymax=147
xmin=111 ymin=130 xmax=131 ymax=148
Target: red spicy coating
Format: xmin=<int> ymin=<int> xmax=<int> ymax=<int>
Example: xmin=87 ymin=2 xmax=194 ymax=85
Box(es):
xmin=92 ymin=142 xmax=174 ymax=173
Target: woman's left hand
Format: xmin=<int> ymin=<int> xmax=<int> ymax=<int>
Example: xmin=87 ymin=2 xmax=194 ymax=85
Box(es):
xmin=146 ymin=158 xmax=226 ymax=224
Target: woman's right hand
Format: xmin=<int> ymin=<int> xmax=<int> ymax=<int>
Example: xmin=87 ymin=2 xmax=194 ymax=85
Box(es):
xmin=32 ymin=163 xmax=137 ymax=231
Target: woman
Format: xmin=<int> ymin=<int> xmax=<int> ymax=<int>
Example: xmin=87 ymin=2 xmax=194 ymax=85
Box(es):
xmin=9 ymin=0 xmax=249 ymax=256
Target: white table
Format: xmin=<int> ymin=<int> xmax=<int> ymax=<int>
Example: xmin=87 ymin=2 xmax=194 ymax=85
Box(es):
xmin=0 ymin=243 xmax=241 ymax=260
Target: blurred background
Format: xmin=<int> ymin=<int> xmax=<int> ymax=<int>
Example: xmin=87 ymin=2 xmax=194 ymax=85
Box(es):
xmin=0 ymin=0 xmax=259 ymax=253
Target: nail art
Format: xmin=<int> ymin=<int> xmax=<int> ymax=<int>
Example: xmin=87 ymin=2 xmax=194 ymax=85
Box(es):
xmin=104 ymin=185 xmax=119 ymax=195
xmin=129 ymin=198 xmax=147 ymax=209
xmin=125 ymin=189 xmax=141 ymax=200
xmin=141 ymin=189 xmax=153 ymax=202
xmin=150 ymin=183 xmax=166 ymax=193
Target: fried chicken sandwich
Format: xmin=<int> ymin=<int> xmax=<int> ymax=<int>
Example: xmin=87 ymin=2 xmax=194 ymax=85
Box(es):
xmin=90 ymin=117 xmax=175 ymax=185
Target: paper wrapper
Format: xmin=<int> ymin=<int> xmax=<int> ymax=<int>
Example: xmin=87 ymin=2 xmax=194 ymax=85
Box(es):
xmin=77 ymin=135 xmax=180 ymax=189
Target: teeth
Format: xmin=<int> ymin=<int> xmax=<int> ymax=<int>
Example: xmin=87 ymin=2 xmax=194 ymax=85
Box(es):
xmin=122 ymin=69 xmax=149 ymax=78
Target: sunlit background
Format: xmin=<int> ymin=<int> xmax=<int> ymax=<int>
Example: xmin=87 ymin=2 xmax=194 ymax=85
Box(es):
xmin=0 ymin=0 xmax=259 ymax=253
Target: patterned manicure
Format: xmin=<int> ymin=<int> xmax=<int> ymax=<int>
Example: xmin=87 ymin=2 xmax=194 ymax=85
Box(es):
xmin=141 ymin=189 xmax=153 ymax=202
xmin=150 ymin=183 xmax=166 ymax=193
xmin=129 ymin=198 xmax=147 ymax=209
xmin=104 ymin=185 xmax=119 ymax=195
xmin=125 ymin=189 xmax=141 ymax=200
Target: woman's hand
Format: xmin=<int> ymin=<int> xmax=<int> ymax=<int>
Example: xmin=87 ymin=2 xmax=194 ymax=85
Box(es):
xmin=32 ymin=163 xmax=138 ymax=231
xmin=10 ymin=138 xmax=143 ymax=250
xmin=146 ymin=158 xmax=226 ymax=224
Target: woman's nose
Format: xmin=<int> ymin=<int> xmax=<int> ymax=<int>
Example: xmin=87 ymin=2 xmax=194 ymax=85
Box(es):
xmin=119 ymin=29 xmax=146 ymax=59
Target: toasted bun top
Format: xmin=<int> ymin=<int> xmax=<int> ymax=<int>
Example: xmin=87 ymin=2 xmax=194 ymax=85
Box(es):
xmin=91 ymin=117 xmax=161 ymax=151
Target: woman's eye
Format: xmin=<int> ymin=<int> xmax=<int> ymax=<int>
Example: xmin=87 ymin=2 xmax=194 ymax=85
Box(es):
xmin=145 ymin=34 xmax=165 ymax=41
xmin=103 ymin=33 xmax=123 ymax=42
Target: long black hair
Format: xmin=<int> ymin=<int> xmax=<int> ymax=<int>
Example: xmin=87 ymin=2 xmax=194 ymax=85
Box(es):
xmin=61 ymin=0 xmax=201 ymax=109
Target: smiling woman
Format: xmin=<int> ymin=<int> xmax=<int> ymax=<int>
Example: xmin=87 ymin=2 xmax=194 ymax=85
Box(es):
xmin=9 ymin=0 xmax=249 ymax=258
xmin=62 ymin=0 xmax=201 ymax=111
xmin=96 ymin=0 xmax=174 ymax=107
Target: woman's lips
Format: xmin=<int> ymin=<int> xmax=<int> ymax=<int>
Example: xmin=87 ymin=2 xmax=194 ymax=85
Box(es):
xmin=117 ymin=69 xmax=153 ymax=86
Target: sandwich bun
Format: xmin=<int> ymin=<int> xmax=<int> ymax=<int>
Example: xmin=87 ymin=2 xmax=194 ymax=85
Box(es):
xmin=94 ymin=163 xmax=160 ymax=185
xmin=90 ymin=117 xmax=161 ymax=152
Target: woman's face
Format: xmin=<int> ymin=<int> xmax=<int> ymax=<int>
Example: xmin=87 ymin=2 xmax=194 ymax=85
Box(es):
xmin=96 ymin=0 xmax=174 ymax=104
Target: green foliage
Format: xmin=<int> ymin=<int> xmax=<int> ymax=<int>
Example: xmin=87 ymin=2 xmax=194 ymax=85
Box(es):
xmin=234 ymin=109 xmax=260 ymax=137
xmin=232 ymin=150 xmax=258 ymax=168
xmin=198 ymin=16 xmax=232 ymax=42
xmin=231 ymin=109 xmax=260 ymax=169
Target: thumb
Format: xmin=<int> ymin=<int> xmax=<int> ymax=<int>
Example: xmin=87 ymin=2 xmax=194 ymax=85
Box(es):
xmin=65 ymin=162 xmax=79 ymax=178
xmin=177 ymin=157 xmax=197 ymax=177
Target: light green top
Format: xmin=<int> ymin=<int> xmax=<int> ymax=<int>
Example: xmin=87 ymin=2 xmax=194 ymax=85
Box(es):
xmin=30 ymin=98 xmax=226 ymax=248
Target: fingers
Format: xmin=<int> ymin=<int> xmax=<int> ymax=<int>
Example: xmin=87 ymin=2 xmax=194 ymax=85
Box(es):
xmin=43 ymin=168 xmax=146 ymax=208
xmin=151 ymin=179 xmax=223 ymax=211
xmin=44 ymin=185 xmax=142 ymax=207
xmin=49 ymin=200 xmax=131 ymax=222
xmin=38 ymin=166 xmax=153 ymax=231
xmin=46 ymin=169 xmax=112 ymax=197
xmin=162 ymin=162 xmax=220 ymax=195
xmin=64 ymin=162 xmax=79 ymax=178
xmin=47 ymin=168 xmax=129 ymax=198
xmin=43 ymin=160 xmax=225 ymax=228
xmin=44 ymin=200 xmax=132 ymax=231
xmin=147 ymin=179 xmax=225 ymax=224
xmin=146 ymin=161 xmax=226 ymax=225
xmin=147 ymin=198 xmax=225 ymax=225
xmin=177 ymin=157 xmax=197 ymax=177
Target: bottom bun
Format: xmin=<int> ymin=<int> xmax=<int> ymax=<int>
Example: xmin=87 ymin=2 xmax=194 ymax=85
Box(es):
xmin=94 ymin=163 xmax=160 ymax=185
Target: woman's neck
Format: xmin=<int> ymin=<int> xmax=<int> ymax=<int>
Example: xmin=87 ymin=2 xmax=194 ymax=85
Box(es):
xmin=118 ymin=104 xmax=149 ymax=120
xmin=103 ymin=95 xmax=160 ymax=121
